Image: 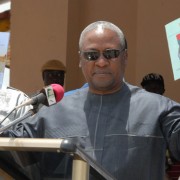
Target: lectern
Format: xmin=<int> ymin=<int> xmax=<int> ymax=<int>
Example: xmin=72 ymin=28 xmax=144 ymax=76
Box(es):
xmin=0 ymin=137 xmax=115 ymax=180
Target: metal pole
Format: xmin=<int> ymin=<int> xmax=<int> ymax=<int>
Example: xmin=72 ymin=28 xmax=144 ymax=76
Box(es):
xmin=72 ymin=155 xmax=89 ymax=180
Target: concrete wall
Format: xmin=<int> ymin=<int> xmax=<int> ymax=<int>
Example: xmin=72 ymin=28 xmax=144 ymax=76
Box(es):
xmin=10 ymin=0 xmax=180 ymax=102
xmin=136 ymin=0 xmax=180 ymax=101
xmin=10 ymin=0 xmax=69 ymax=94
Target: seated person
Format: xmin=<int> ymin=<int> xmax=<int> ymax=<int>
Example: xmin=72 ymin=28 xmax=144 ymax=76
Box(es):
xmin=41 ymin=59 xmax=66 ymax=86
xmin=0 ymin=66 xmax=32 ymax=126
xmin=0 ymin=86 xmax=32 ymax=126
xmin=0 ymin=67 xmax=33 ymax=179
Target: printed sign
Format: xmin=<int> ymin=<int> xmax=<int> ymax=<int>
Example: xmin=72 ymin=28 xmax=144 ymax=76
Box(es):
xmin=165 ymin=18 xmax=180 ymax=80
xmin=0 ymin=32 xmax=10 ymax=88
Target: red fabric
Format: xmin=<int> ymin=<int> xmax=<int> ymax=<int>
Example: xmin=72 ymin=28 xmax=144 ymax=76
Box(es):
xmin=167 ymin=162 xmax=180 ymax=180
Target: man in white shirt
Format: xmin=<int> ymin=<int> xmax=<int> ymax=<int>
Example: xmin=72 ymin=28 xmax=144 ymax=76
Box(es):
xmin=0 ymin=86 xmax=32 ymax=126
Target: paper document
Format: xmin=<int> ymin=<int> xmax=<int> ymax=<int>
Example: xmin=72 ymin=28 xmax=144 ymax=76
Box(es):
xmin=165 ymin=18 xmax=180 ymax=80
xmin=0 ymin=32 xmax=10 ymax=88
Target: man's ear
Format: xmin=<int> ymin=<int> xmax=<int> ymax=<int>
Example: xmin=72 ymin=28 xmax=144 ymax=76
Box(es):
xmin=123 ymin=50 xmax=128 ymax=66
xmin=42 ymin=72 xmax=45 ymax=80
xmin=79 ymin=61 xmax=82 ymax=68
xmin=162 ymin=88 xmax=165 ymax=95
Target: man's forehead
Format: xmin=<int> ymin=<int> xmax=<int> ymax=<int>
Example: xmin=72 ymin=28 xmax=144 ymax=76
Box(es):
xmin=95 ymin=24 xmax=104 ymax=34
xmin=84 ymin=28 xmax=118 ymax=41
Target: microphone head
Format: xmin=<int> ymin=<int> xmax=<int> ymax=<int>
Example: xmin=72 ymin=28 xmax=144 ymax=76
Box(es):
xmin=51 ymin=84 xmax=64 ymax=102
xmin=39 ymin=84 xmax=64 ymax=106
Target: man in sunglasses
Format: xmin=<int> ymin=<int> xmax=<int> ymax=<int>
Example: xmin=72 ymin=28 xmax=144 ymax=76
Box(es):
xmin=1 ymin=21 xmax=180 ymax=180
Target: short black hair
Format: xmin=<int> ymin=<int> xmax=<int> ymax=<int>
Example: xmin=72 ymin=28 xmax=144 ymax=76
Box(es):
xmin=141 ymin=73 xmax=164 ymax=88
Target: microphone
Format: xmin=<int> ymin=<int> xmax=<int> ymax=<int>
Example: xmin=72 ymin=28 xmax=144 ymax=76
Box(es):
xmin=0 ymin=84 xmax=64 ymax=128
xmin=15 ymin=84 xmax=64 ymax=110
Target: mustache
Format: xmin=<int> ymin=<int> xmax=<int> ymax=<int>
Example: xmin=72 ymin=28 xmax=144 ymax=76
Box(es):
xmin=93 ymin=70 xmax=112 ymax=74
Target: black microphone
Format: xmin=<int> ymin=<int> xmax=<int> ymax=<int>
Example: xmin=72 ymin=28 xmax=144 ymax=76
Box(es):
xmin=0 ymin=84 xmax=64 ymax=126
xmin=15 ymin=84 xmax=64 ymax=110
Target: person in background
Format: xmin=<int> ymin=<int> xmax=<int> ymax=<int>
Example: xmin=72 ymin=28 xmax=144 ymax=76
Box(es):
xmin=0 ymin=21 xmax=180 ymax=180
xmin=141 ymin=73 xmax=180 ymax=180
xmin=0 ymin=66 xmax=32 ymax=126
xmin=41 ymin=59 xmax=66 ymax=87
xmin=0 ymin=86 xmax=34 ymax=179
xmin=141 ymin=73 xmax=165 ymax=95
xmin=0 ymin=66 xmax=33 ymax=180
xmin=0 ymin=86 xmax=31 ymax=126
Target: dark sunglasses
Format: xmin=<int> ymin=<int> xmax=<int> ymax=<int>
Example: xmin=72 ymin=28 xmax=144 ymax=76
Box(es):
xmin=79 ymin=49 xmax=125 ymax=61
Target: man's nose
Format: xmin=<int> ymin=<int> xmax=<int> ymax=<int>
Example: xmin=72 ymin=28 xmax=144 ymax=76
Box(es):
xmin=95 ymin=55 xmax=109 ymax=67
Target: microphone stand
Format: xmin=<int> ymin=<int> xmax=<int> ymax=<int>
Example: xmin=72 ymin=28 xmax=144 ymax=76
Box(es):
xmin=0 ymin=107 xmax=15 ymax=125
xmin=0 ymin=105 xmax=38 ymax=134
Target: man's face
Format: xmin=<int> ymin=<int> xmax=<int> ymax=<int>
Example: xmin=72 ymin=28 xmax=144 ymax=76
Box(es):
xmin=43 ymin=70 xmax=65 ymax=86
xmin=79 ymin=28 xmax=127 ymax=94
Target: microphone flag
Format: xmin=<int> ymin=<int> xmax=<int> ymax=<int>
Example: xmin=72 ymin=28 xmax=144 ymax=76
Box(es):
xmin=44 ymin=85 xmax=56 ymax=106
